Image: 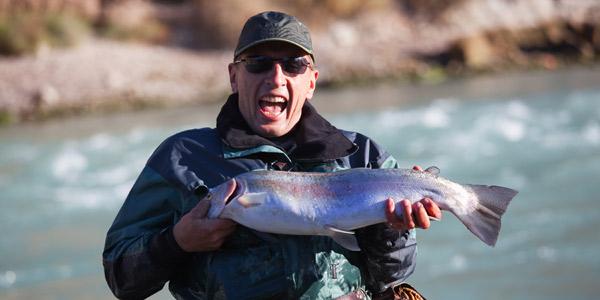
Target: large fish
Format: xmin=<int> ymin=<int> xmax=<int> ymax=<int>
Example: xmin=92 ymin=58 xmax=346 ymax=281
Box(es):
xmin=206 ymin=167 xmax=518 ymax=251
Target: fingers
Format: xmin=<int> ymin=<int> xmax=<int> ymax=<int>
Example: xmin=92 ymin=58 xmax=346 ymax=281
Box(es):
xmin=413 ymin=201 xmax=430 ymax=229
xmin=411 ymin=198 xmax=443 ymax=229
xmin=422 ymin=197 xmax=442 ymax=220
xmin=173 ymin=198 xmax=237 ymax=252
xmin=386 ymin=198 xmax=442 ymax=231
xmin=200 ymin=219 xmax=237 ymax=251
xmin=174 ymin=216 xmax=237 ymax=252
xmin=384 ymin=198 xmax=395 ymax=225
xmin=413 ymin=165 xmax=423 ymax=171
xmin=385 ymin=198 xmax=414 ymax=231
xmin=401 ymin=199 xmax=414 ymax=229
xmin=213 ymin=218 xmax=238 ymax=234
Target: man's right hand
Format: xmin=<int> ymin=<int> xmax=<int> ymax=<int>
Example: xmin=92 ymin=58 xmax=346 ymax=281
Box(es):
xmin=173 ymin=198 xmax=237 ymax=252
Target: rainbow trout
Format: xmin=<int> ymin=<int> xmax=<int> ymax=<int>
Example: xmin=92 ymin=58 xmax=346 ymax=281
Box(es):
xmin=206 ymin=167 xmax=518 ymax=251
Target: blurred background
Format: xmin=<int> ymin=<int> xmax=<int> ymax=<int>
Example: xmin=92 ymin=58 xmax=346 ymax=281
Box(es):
xmin=0 ymin=0 xmax=599 ymax=299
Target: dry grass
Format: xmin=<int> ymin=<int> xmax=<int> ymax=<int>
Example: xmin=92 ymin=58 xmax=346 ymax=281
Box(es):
xmin=0 ymin=11 xmax=90 ymax=55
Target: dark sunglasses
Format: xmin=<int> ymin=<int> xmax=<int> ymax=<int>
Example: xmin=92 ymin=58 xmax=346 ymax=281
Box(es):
xmin=234 ymin=56 xmax=312 ymax=75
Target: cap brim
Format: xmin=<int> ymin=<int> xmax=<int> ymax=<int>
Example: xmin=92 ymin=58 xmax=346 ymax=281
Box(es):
xmin=234 ymin=38 xmax=315 ymax=61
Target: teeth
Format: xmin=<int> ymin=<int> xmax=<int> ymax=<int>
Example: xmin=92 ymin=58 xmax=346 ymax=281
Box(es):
xmin=260 ymin=96 xmax=286 ymax=103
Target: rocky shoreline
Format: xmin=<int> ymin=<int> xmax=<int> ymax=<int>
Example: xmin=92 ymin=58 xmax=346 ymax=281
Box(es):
xmin=1 ymin=0 xmax=599 ymax=125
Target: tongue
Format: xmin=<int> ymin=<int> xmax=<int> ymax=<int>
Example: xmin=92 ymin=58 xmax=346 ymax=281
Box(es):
xmin=260 ymin=101 xmax=286 ymax=115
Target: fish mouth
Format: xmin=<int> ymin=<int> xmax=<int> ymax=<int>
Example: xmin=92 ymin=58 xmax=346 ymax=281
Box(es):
xmin=206 ymin=178 xmax=237 ymax=219
xmin=225 ymin=178 xmax=249 ymax=205
xmin=225 ymin=179 xmax=239 ymax=205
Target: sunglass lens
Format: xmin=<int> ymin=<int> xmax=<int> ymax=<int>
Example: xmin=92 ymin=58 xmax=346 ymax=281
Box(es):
xmin=281 ymin=57 xmax=308 ymax=74
xmin=241 ymin=56 xmax=310 ymax=74
xmin=244 ymin=57 xmax=273 ymax=73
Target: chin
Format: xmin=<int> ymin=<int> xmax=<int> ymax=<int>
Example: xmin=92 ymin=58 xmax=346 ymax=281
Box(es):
xmin=259 ymin=127 xmax=287 ymax=138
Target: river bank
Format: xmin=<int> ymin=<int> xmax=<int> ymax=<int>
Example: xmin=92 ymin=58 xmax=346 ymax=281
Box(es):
xmin=1 ymin=0 xmax=599 ymax=125
xmin=2 ymin=63 xmax=599 ymax=141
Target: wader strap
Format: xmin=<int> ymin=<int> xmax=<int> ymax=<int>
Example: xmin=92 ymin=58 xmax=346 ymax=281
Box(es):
xmin=371 ymin=282 xmax=427 ymax=300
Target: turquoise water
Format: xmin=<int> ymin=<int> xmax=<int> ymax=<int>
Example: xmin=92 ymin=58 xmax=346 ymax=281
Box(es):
xmin=1 ymin=68 xmax=599 ymax=299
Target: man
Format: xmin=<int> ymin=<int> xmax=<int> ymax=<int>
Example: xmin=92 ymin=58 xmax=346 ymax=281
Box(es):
xmin=103 ymin=11 xmax=441 ymax=300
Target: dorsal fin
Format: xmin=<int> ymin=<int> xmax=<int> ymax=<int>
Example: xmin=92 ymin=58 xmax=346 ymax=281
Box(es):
xmin=424 ymin=166 xmax=441 ymax=175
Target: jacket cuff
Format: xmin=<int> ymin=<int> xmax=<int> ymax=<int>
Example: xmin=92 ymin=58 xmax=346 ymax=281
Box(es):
xmin=357 ymin=223 xmax=417 ymax=294
xmin=148 ymin=226 xmax=192 ymax=267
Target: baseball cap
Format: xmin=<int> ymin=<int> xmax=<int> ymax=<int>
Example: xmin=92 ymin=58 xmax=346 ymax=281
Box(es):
xmin=234 ymin=11 xmax=314 ymax=61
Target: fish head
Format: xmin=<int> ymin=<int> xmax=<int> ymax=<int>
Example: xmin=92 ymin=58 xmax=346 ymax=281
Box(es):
xmin=206 ymin=178 xmax=238 ymax=219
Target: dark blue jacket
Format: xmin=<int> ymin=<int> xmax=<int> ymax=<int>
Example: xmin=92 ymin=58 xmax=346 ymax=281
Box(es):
xmin=103 ymin=94 xmax=417 ymax=299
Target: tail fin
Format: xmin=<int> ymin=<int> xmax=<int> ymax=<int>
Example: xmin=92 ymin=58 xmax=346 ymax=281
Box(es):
xmin=458 ymin=184 xmax=518 ymax=247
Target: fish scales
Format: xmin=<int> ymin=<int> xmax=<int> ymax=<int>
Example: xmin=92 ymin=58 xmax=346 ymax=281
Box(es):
xmin=206 ymin=168 xmax=518 ymax=251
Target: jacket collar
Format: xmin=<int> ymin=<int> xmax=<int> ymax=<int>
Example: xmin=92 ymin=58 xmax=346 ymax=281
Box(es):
xmin=217 ymin=93 xmax=357 ymax=161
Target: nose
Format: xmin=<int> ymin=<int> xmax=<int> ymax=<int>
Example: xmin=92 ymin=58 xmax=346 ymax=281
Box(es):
xmin=264 ymin=62 xmax=287 ymax=87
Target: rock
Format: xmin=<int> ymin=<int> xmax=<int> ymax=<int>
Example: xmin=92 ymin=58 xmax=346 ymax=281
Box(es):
xmin=459 ymin=35 xmax=496 ymax=69
xmin=38 ymin=84 xmax=60 ymax=106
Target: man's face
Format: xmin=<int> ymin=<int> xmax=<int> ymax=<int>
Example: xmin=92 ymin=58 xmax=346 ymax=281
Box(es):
xmin=228 ymin=41 xmax=319 ymax=138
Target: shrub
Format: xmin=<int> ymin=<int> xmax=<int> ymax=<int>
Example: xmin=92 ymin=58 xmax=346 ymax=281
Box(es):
xmin=0 ymin=11 xmax=90 ymax=56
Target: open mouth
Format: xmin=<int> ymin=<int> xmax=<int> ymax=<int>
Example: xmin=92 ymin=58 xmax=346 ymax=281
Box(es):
xmin=225 ymin=180 xmax=239 ymax=205
xmin=259 ymin=96 xmax=287 ymax=116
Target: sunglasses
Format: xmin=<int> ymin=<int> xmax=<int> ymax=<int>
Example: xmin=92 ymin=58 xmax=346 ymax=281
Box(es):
xmin=234 ymin=56 xmax=312 ymax=75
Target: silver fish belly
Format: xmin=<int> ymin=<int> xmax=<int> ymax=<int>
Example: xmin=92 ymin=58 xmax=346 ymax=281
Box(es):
xmin=206 ymin=168 xmax=518 ymax=251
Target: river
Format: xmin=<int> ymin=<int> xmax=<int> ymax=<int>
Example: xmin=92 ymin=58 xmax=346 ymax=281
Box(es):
xmin=1 ymin=65 xmax=599 ymax=299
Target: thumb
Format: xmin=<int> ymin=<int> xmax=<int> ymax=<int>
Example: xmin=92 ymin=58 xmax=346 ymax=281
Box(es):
xmin=189 ymin=198 xmax=211 ymax=218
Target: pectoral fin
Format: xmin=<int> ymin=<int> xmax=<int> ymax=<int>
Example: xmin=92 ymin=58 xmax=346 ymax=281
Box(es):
xmin=237 ymin=192 xmax=268 ymax=208
xmin=325 ymin=225 xmax=360 ymax=251
xmin=325 ymin=225 xmax=354 ymax=235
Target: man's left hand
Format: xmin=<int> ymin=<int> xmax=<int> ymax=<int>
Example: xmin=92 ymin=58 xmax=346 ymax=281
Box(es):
xmin=384 ymin=166 xmax=443 ymax=231
xmin=385 ymin=197 xmax=442 ymax=231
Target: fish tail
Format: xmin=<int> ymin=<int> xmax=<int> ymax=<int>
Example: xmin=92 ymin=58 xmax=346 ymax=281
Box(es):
xmin=458 ymin=184 xmax=518 ymax=247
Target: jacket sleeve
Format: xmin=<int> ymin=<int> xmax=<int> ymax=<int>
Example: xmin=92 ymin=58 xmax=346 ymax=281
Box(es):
xmin=356 ymin=224 xmax=417 ymax=293
xmin=102 ymin=166 xmax=194 ymax=299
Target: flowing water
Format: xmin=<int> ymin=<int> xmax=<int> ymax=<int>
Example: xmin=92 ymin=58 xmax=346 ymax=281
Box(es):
xmin=0 ymin=66 xmax=599 ymax=299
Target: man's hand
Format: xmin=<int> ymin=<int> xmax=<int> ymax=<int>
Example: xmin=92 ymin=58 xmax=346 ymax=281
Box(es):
xmin=173 ymin=198 xmax=237 ymax=252
xmin=385 ymin=166 xmax=443 ymax=231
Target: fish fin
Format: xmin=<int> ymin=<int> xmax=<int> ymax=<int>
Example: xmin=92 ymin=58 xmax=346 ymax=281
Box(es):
xmin=237 ymin=192 xmax=268 ymax=208
xmin=424 ymin=166 xmax=440 ymax=175
xmin=324 ymin=225 xmax=355 ymax=235
xmin=331 ymin=232 xmax=361 ymax=251
xmin=459 ymin=184 xmax=518 ymax=247
xmin=325 ymin=226 xmax=361 ymax=251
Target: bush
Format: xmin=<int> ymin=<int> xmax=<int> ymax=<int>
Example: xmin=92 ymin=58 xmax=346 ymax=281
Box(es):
xmin=97 ymin=19 xmax=168 ymax=44
xmin=0 ymin=12 xmax=90 ymax=56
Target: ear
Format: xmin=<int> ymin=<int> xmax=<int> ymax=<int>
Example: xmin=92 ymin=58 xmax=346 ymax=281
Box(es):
xmin=228 ymin=63 xmax=238 ymax=93
xmin=305 ymin=69 xmax=319 ymax=100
